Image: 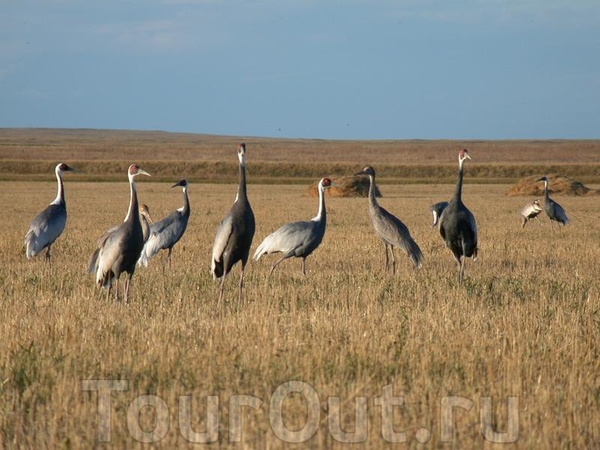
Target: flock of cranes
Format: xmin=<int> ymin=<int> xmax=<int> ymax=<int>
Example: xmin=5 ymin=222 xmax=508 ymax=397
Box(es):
xmin=24 ymin=145 xmax=572 ymax=302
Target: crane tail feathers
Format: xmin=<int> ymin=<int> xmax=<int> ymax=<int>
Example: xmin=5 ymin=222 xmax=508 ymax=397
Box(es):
xmin=211 ymin=259 xmax=224 ymax=279
xmin=409 ymin=241 xmax=424 ymax=269
xmin=88 ymin=249 xmax=100 ymax=274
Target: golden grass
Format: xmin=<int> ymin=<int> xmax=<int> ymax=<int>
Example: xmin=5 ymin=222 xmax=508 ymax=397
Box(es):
xmin=1 ymin=178 xmax=599 ymax=447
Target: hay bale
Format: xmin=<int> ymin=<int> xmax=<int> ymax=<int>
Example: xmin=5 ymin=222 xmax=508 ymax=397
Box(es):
xmin=506 ymin=174 xmax=599 ymax=196
xmin=307 ymin=176 xmax=382 ymax=198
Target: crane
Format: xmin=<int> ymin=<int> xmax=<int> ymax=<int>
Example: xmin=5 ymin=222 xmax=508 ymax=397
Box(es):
xmin=253 ymin=178 xmax=332 ymax=276
xmin=92 ymin=164 xmax=150 ymax=302
xmin=88 ymin=203 xmax=153 ymax=275
xmin=139 ymin=204 xmax=154 ymax=242
xmin=520 ymin=199 xmax=542 ymax=228
xmin=211 ymin=144 xmax=255 ymax=302
xmin=138 ymin=179 xmax=190 ymax=268
xmin=354 ymin=166 xmax=423 ymax=273
xmin=537 ymin=176 xmax=569 ymax=227
xmin=438 ymin=148 xmax=478 ymax=283
xmin=430 ymin=201 xmax=449 ymax=227
xmin=24 ymin=163 xmax=75 ymax=264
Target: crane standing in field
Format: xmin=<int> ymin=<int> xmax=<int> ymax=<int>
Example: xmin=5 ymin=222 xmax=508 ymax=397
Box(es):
xmin=253 ymin=178 xmax=332 ymax=276
xmin=538 ymin=176 xmax=570 ymax=227
xmin=24 ymin=163 xmax=75 ymax=265
xmin=211 ymin=144 xmax=255 ymax=302
xmin=429 ymin=201 xmax=449 ymax=227
xmin=92 ymin=164 xmax=151 ymax=302
xmin=438 ymin=148 xmax=478 ymax=283
xmin=88 ymin=204 xmax=153 ymax=274
xmin=138 ymin=179 xmax=190 ymax=269
xmin=354 ymin=166 xmax=423 ymax=273
xmin=520 ymin=199 xmax=543 ymax=228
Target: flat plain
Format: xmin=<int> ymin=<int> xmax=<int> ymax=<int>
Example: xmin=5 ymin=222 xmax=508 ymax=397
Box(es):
xmin=0 ymin=129 xmax=599 ymax=447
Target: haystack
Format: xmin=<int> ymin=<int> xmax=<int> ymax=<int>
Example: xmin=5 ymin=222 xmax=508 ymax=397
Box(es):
xmin=506 ymin=174 xmax=598 ymax=196
xmin=307 ymin=176 xmax=382 ymax=198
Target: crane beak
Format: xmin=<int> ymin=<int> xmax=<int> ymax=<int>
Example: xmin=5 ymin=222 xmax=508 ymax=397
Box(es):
xmin=138 ymin=169 xmax=151 ymax=177
xmin=171 ymin=180 xmax=185 ymax=188
xmin=354 ymin=170 xmax=367 ymax=177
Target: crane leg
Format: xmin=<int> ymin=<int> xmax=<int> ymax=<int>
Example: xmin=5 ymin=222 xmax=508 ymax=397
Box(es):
xmin=522 ymin=218 xmax=527 ymax=229
xmin=383 ymin=243 xmax=390 ymax=272
xmin=459 ymin=258 xmax=465 ymax=283
xmin=124 ymin=274 xmax=132 ymax=303
xmin=238 ymin=265 xmax=246 ymax=303
xmin=390 ymin=247 xmax=396 ymax=275
xmin=167 ymin=248 xmax=172 ymax=270
xmin=301 ymin=258 xmax=307 ymax=276
xmin=218 ymin=272 xmax=227 ymax=304
xmin=44 ymin=244 xmax=51 ymax=261
xmin=269 ymin=254 xmax=291 ymax=277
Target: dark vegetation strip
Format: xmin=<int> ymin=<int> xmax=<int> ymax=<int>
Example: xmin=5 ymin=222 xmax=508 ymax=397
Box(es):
xmin=1 ymin=160 xmax=599 ymax=184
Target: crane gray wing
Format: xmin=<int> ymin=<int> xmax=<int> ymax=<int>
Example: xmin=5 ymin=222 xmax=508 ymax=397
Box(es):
xmin=553 ymin=201 xmax=570 ymax=224
xmin=253 ymin=220 xmax=319 ymax=260
xmin=374 ymin=205 xmax=423 ymax=268
xmin=211 ymin=214 xmax=234 ymax=275
xmin=139 ymin=211 xmax=189 ymax=266
xmin=25 ymin=204 xmax=67 ymax=258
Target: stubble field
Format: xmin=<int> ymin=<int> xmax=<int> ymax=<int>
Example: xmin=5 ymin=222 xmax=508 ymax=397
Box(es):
xmin=0 ymin=130 xmax=599 ymax=448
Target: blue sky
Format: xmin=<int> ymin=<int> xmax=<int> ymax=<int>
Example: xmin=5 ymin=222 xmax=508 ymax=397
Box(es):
xmin=1 ymin=1 xmax=599 ymax=139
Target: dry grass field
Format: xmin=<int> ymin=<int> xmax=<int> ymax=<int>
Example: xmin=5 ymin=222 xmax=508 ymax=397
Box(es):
xmin=0 ymin=129 xmax=599 ymax=447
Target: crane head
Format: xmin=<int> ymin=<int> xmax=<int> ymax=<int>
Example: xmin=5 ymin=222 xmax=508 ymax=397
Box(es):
xmin=354 ymin=166 xmax=375 ymax=178
xmin=57 ymin=163 xmax=75 ymax=173
xmin=458 ymin=148 xmax=471 ymax=163
xmin=536 ymin=176 xmax=548 ymax=183
xmin=128 ymin=164 xmax=151 ymax=178
xmin=321 ymin=178 xmax=332 ymax=188
xmin=171 ymin=179 xmax=188 ymax=189
xmin=238 ymin=143 xmax=247 ymax=167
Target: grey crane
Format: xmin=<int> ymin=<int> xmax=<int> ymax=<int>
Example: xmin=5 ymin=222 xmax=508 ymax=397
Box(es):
xmin=92 ymin=164 xmax=150 ymax=302
xmin=538 ymin=176 xmax=569 ymax=227
xmin=88 ymin=203 xmax=153 ymax=274
xmin=138 ymin=179 xmax=190 ymax=268
xmin=354 ymin=166 xmax=423 ymax=272
xmin=24 ymin=162 xmax=75 ymax=264
xmin=211 ymin=144 xmax=255 ymax=302
xmin=520 ymin=199 xmax=542 ymax=228
xmin=430 ymin=201 xmax=449 ymax=227
xmin=438 ymin=148 xmax=478 ymax=283
xmin=253 ymin=177 xmax=332 ymax=276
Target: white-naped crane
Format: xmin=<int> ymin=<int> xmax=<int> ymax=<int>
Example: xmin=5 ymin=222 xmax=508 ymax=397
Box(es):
xmin=354 ymin=166 xmax=423 ymax=273
xmin=438 ymin=148 xmax=478 ymax=283
xmin=92 ymin=164 xmax=150 ymax=302
xmin=88 ymin=203 xmax=153 ymax=275
xmin=24 ymin=163 xmax=75 ymax=264
xmin=520 ymin=199 xmax=543 ymax=228
xmin=429 ymin=201 xmax=449 ymax=227
xmin=538 ymin=176 xmax=570 ymax=227
xmin=211 ymin=144 xmax=255 ymax=302
xmin=138 ymin=179 xmax=190 ymax=269
xmin=254 ymin=178 xmax=332 ymax=276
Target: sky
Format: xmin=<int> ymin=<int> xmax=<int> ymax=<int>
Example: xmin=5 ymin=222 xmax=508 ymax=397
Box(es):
xmin=1 ymin=0 xmax=599 ymax=140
